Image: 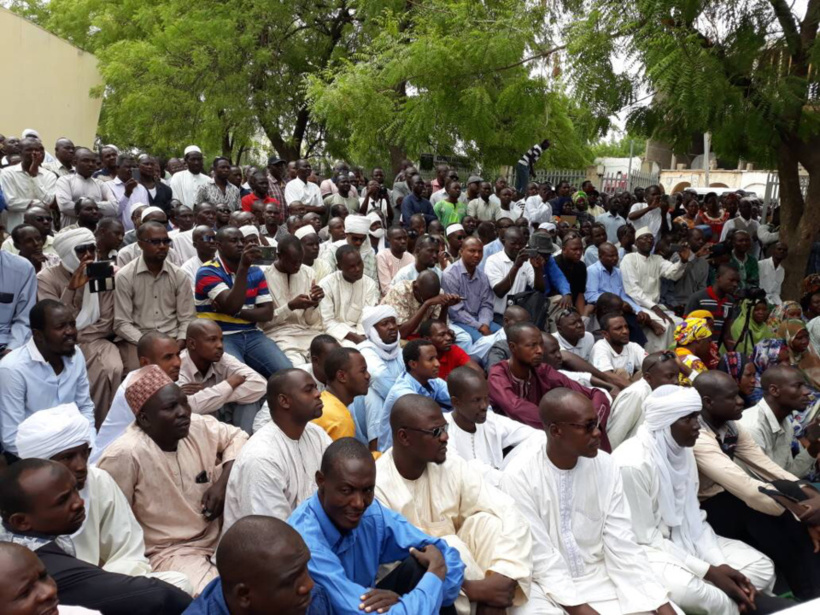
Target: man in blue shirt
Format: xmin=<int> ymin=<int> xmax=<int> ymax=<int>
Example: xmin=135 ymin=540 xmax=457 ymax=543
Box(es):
xmin=400 ymin=175 xmax=436 ymax=228
xmin=289 ymin=438 xmax=464 ymax=615
xmin=379 ymin=339 xmax=452 ymax=451
xmin=0 ymin=251 xmax=36 ymax=355
xmin=184 ymin=515 xmax=315 ymax=615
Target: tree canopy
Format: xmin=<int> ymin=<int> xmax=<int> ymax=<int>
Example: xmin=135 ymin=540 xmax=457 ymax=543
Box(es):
xmin=10 ymin=0 xmax=599 ymax=172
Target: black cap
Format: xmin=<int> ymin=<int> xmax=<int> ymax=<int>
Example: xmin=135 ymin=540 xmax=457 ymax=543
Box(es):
xmin=267 ymin=156 xmax=286 ymax=166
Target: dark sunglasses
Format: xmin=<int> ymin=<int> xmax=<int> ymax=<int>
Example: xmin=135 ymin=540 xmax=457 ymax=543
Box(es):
xmin=552 ymin=418 xmax=600 ymax=433
xmin=401 ymin=424 xmax=449 ymax=438
xmin=73 ymin=243 xmax=97 ymax=254
xmin=34 ymin=215 xmax=53 ymax=223
xmin=139 ymin=237 xmax=173 ymax=246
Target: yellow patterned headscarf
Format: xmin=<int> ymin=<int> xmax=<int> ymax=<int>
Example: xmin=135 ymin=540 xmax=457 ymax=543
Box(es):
xmin=674 ymin=317 xmax=712 ymax=347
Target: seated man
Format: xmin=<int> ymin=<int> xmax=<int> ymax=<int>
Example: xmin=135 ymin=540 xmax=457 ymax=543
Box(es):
xmin=183 ymin=516 xmax=315 ymax=615
xmin=441 ymin=236 xmax=499 ymax=342
xmin=607 ymin=352 xmax=681 ymax=450
xmin=14 ymin=404 xmax=191 ymax=594
xmin=223 ymin=369 xmax=331 ymax=534
xmin=179 ymin=320 xmax=267 ymax=434
xmin=97 ymin=365 xmax=248 ymax=594
xmin=392 ymin=234 xmax=443 ymax=284
xmin=740 ymin=364 xmax=820 ymax=478
xmin=287 ymin=438 xmax=464 ymax=615
xmin=419 ymin=319 xmax=479 ymax=381
xmin=314 ymin=347 xmax=372 ymax=446
xmin=614 ymin=385 xmax=786 ymax=615
xmin=262 ymin=235 xmax=324 ymax=365
xmin=484 ymin=225 xmax=548 ymax=321
xmin=358 ymin=306 xmax=404 ymax=442
xmin=320 ymin=214 xmax=379 ymax=284
xmin=114 ymin=220 xmax=195 ymax=372
xmin=589 ymin=313 xmax=647 ymax=383
xmin=553 ymin=307 xmax=595 ymax=361
xmin=10 ymin=224 xmax=60 ymax=273
xmin=296 ymin=224 xmax=333 ymax=283
xmin=318 ymin=245 xmax=380 ymax=347
xmin=541 ymin=332 xmax=620 ymax=399
xmin=376 ymin=226 xmax=414 ymax=296
xmin=0 ymin=299 xmax=95 ymax=458
xmin=117 ymin=210 xmax=186 ymax=268
xmin=0 ymin=251 xmax=36 ymax=357
xmin=381 ymin=340 xmax=452 ymax=451
xmin=503 ymin=389 xmax=677 ymax=615
xmin=488 ymin=323 xmax=611 ymax=449
xmin=0 ymin=459 xmax=192 ymax=615
xmin=693 ymin=371 xmax=820 ymax=600
xmin=195 ymin=226 xmax=291 ymax=379
xmin=377 ymin=395 xmax=532 ymax=614
xmin=444 ymin=367 xmax=537 ymax=486
xmin=485 ymin=305 xmax=532 ymax=368
xmin=180 ymin=225 xmax=217 ymax=291
xmin=381 ymin=270 xmax=460 ymax=339
xmin=38 ymin=227 xmax=123 ymax=425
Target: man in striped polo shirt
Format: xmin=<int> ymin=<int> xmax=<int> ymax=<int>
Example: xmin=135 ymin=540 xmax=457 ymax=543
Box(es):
xmin=194 ymin=226 xmax=292 ymax=379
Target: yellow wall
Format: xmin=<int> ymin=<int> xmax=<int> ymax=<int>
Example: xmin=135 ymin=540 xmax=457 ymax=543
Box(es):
xmin=0 ymin=7 xmax=102 ymax=152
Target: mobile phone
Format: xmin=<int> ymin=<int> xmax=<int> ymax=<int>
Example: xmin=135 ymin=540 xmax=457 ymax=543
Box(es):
xmin=86 ymin=260 xmax=115 ymax=293
xmin=254 ymin=246 xmax=276 ymax=267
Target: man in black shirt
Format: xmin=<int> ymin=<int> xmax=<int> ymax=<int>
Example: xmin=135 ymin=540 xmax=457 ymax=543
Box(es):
xmin=554 ymin=234 xmax=590 ymax=315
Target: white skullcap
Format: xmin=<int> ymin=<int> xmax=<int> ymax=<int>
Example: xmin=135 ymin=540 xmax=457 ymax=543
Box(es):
xmin=345 ymin=215 xmax=371 ymax=235
xmin=366 ymin=212 xmax=383 ymax=225
xmin=184 ymin=145 xmax=202 ymax=156
xmin=634 ymin=226 xmax=653 ymax=239
xmin=22 ymin=128 xmax=41 ymax=139
xmin=140 ymin=206 xmax=164 ymax=222
xmin=239 ymin=225 xmax=259 ymax=239
xmin=295 ymin=225 xmax=317 ymax=240
xmin=16 ymin=404 xmax=93 ymax=460
xmin=361 ymin=305 xmax=398 ymax=332
xmin=446 ymin=223 xmax=464 ymax=236
xmin=53 ymin=228 xmax=95 ymax=273
xmin=539 ymin=222 xmax=557 ymax=232
xmin=643 ymin=385 xmax=702 ymax=431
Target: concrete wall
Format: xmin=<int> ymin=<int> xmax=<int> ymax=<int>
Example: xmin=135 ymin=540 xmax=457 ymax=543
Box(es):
xmin=659 ymin=169 xmax=773 ymax=197
xmin=0 ymin=8 xmax=102 ymax=151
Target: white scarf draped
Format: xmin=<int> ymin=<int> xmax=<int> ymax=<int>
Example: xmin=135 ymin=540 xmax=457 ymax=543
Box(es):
xmin=53 ymin=228 xmax=101 ymax=330
xmin=360 ymin=305 xmax=401 ymax=361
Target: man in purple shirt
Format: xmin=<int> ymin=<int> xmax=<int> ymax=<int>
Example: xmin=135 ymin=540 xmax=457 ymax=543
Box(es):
xmin=442 ymin=237 xmax=499 ymax=342
xmin=487 ymin=322 xmax=612 ymax=450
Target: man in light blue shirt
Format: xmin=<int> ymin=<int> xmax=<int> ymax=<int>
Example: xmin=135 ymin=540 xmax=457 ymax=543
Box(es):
xmin=0 ymin=251 xmax=36 ymax=354
xmin=379 ymin=340 xmax=451 ymax=451
xmin=596 ymin=201 xmax=627 ymax=244
xmin=584 ymin=243 xmax=644 ymax=314
xmin=288 ymin=438 xmax=464 ymax=615
xmin=0 ymin=299 xmax=95 ymax=456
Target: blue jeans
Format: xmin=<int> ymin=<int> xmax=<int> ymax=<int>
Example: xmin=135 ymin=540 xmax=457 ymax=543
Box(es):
xmin=457 ymin=321 xmax=501 ymax=342
xmin=515 ymin=161 xmax=530 ymax=195
xmin=221 ymin=329 xmax=292 ymax=379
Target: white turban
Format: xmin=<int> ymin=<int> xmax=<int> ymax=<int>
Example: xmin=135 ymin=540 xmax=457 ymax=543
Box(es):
xmin=140 ymin=206 xmax=164 ymax=222
xmin=634 ymin=226 xmax=653 ymax=239
xmin=344 ymin=215 xmax=371 ymax=236
xmin=446 ymin=224 xmax=464 ymax=236
xmin=636 ymin=385 xmax=717 ymax=562
xmin=295 ymin=225 xmax=317 ymax=240
xmin=539 ymin=222 xmax=557 ymax=232
xmin=366 ymin=212 xmax=383 ymax=225
xmin=360 ymin=306 xmax=400 ymax=361
xmin=239 ymin=225 xmax=259 ymax=239
xmin=51 ymin=228 xmax=100 ymax=330
xmin=184 ymin=145 xmax=202 ymax=156
xmin=16 ymin=403 xmax=93 ymax=460
xmin=22 ymin=128 xmax=41 ymax=139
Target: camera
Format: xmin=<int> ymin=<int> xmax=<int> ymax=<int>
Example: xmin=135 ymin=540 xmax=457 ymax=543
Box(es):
xmin=253 ymin=246 xmax=276 ymax=267
xmin=86 ymin=260 xmax=115 ymax=293
xmin=735 ymin=286 xmax=767 ymax=302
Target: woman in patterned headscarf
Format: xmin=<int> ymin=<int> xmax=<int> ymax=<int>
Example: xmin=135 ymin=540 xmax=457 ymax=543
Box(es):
xmin=717 ymin=351 xmax=756 ymax=408
xmin=775 ymin=318 xmax=820 ymax=444
xmin=747 ymin=338 xmax=790 ymax=404
xmin=801 ymin=274 xmax=820 ymax=321
xmin=673 ymin=317 xmax=712 ymax=386
xmin=767 ymin=300 xmax=803 ymax=332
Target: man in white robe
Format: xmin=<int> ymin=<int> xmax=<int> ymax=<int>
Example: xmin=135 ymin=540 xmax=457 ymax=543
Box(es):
xmin=614 ymin=385 xmax=782 ymax=615
xmin=318 ymin=245 xmax=379 ymax=348
xmin=168 ymin=146 xmax=211 ymax=208
xmin=262 ymin=233 xmax=324 ymax=364
xmin=620 ymin=227 xmax=687 ymax=353
xmin=503 ymin=388 xmax=678 ymax=615
xmin=443 ymin=365 xmax=537 ymax=487
xmin=607 ymin=352 xmax=682 ymax=450
xmin=14 ymin=403 xmax=191 ymax=594
xmin=320 ymin=214 xmax=379 ymax=285
xmin=376 ymin=394 xmax=533 ymax=615
xmin=222 ymin=368 xmax=331 ymax=535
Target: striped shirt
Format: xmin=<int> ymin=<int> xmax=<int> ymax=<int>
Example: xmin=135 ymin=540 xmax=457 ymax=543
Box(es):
xmin=517 ymin=143 xmax=543 ymax=168
xmin=195 ymin=256 xmax=271 ymax=333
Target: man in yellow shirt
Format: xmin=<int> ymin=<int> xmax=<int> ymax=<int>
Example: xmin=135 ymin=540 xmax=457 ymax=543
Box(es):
xmin=314 ymin=347 xmax=371 ymax=443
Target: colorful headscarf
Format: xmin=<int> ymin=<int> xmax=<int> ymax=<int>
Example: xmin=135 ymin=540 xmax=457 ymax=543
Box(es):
xmin=571 ymin=191 xmax=588 ymax=206
xmin=802 ymin=274 xmax=820 ymax=303
xmin=730 ymin=299 xmax=774 ymax=356
xmin=747 ymin=338 xmax=788 ymax=403
xmin=717 ymin=351 xmax=750 ymax=385
xmin=674 ymin=317 xmax=711 ymax=347
xmin=767 ymin=301 xmax=803 ymax=331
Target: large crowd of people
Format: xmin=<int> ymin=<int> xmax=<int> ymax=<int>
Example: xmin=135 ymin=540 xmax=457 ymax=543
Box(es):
xmin=1 ymin=131 xmax=819 ymax=614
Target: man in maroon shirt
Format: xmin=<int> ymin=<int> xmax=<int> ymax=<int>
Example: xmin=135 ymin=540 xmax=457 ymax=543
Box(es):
xmin=487 ymin=321 xmax=612 ymax=450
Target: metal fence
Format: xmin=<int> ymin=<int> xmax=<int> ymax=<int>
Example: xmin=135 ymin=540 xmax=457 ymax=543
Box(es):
xmin=521 ymin=168 xmax=659 ymax=195
xmin=761 ymin=172 xmax=810 ymax=220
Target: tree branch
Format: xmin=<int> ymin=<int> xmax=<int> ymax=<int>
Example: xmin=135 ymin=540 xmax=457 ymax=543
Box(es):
xmin=768 ymin=0 xmax=802 ymax=60
xmin=801 ymin=0 xmax=820 ymax=59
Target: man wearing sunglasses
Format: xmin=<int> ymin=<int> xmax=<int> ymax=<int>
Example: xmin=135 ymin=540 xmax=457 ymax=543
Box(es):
xmin=376 ymin=394 xmax=533 ymax=615
xmin=504 ymin=388 xmax=678 ymax=615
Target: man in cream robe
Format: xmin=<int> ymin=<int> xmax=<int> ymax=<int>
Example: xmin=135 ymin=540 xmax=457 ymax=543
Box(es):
xmin=14 ymin=404 xmax=192 ymax=594
xmin=37 ymin=228 xmax=123 ymax=424
xmin=504 ymin=388 xmax=677 ymax=615
xmin=262 ymin=233 xmax=324 ymax=364
xmin=318 ymin=245 xmax=379 ymax=348
xmin=376 ymin=394 xmax=533 ymax=615
xmin=320 ymin=214 xmax=379 ymax=286
xmin=614 ymin=385 xmax=779 ymax=615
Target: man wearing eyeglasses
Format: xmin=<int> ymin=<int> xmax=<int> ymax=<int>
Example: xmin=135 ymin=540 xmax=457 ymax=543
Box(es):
xmin=503 ymin=388 xmax=679 ymax=615
xmin=114 ymin=221 xmax=196 ymax=372
xmin=376 ymin=394 xmax=533 ymax=615
xmin=0 ymin=205 xmax=58 ymax=257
